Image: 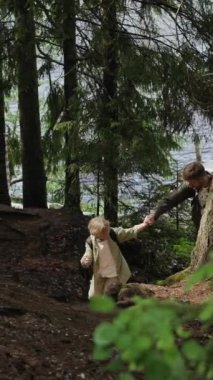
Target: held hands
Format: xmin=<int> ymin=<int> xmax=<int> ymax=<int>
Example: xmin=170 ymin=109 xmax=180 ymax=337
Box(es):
xmin=136 ymin=213 xmax=156 ymax=231
xmin=80 ymin=256 xmax=91 ymax=268
xmin=143 ymin=213 xmax=156 ymax=226
xmin=136 ymin=220 xmax=150 ymax=231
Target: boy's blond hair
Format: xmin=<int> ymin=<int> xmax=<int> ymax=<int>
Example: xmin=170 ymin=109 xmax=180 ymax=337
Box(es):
xmin=88 ymin=216 xmax=110 ymax=235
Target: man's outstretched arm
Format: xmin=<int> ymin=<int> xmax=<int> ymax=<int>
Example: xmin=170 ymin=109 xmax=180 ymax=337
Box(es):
xmin=144 ymin=185 xmax=196 ymax=225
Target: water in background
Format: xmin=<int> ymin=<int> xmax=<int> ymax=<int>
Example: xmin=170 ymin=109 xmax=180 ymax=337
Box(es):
xmin=82 ymin=127 xmax=213 ymax=209
xmin=172 ymin=126 xmax=213 ymax=172
xmin=10 ymin=127 xmax=213 ymax=210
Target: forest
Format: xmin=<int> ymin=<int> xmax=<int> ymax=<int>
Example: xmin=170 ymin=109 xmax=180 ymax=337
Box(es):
xmin=0 ymin=0 xmax=212 ymax=379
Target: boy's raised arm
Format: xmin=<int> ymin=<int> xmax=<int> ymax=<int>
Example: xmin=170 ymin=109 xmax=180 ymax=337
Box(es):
xmin=113 ymin=221 xmax=149 ymax=243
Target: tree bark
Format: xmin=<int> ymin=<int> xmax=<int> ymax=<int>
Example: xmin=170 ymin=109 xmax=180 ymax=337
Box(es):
xmin=15 ymin=0 xmax=47 ymax=208
xmin=0 ymin=49 xmax=11 ymax=206
xmin=190 ymin=184 xmax=213 ymax=271
xmin=101 ymin=0 xmax=119 ymax=225
xmin=63 ymin=0 xmax=81 ymax=213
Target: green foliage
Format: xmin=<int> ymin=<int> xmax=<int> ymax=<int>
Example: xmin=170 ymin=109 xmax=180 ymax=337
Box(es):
xmin=92 ymin=289 xmax=213 ymax=380
xmin=46 ymin=175 xmax=64 ymax=204
xmin=172 ymin=238 xmax=194 ymax=259
xmin=123 ymin=212 xmax=193 ymax=283
xmin=2 ymin=0 xmax=213 ymax=215
xmin=90 ymin=296 xmax=116 ymax=313
xmin=42 ymin=83 xmax=65 ymax=173
xmin=7 ymin=124 xmax=21 ymax=176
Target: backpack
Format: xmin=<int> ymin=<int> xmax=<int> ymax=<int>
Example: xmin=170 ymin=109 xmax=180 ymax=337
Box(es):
xmin=86 ymin=228 xmax=120 ymax=249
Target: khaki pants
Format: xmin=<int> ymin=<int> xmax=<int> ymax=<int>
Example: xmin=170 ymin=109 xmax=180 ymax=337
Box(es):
xmin=88 ymin=276 xmax=122 ymax=299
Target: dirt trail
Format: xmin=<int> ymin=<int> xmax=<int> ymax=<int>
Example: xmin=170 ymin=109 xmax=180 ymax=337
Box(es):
xmin=0 ymin=206 xmax=212 ymax=379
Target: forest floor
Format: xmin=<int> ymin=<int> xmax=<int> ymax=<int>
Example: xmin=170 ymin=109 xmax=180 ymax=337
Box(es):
xmin=0 ymin=205 xmax=212 ymax=380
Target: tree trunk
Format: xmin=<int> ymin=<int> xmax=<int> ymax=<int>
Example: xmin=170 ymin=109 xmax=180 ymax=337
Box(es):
xmin=63 ymin=0 xmax=81 ymax=213
xmin=15 ymin=0 xmax=47 ymax=208
xmin=0 ymin=52 xmax=11 ymax=206
xmin=190 ymin=184 xmax=213 ymax=271
xmin=102 ymin=0 xmax=118 ymax=225
xmin=193 ymin=132 xmax=202 ymax=162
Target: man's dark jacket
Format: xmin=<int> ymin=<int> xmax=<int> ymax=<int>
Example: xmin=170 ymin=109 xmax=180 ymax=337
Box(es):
xmin=154 ymin=172 xmax=212 ymax=229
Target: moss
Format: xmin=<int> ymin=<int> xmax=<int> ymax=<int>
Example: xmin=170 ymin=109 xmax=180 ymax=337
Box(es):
xmin=156 ymin=267 xmax=191 ymax=285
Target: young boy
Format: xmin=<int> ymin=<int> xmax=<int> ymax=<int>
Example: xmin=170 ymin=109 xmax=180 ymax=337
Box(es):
xmin=80 ymin=216 xmax=149 ymax=299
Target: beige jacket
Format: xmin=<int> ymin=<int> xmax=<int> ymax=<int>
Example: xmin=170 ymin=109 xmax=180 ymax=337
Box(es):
xmin=81 ymin=226 xmax=140 ymax=297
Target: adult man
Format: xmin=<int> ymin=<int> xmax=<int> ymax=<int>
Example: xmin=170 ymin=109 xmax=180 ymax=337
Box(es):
xmin=145 ymin=162 xmax=212 ymax=230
